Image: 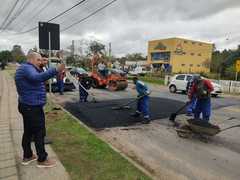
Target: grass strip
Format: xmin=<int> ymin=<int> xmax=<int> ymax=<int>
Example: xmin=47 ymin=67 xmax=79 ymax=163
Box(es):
xmin=45 ymin=101 xmax=151 ymax=180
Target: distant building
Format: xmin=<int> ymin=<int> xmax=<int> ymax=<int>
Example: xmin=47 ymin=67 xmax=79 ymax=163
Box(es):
xmin=147 ymin=37 xmax=213 ymax=73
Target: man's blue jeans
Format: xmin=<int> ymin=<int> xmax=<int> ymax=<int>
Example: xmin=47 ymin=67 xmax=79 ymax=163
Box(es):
xmin=194 ymin=98 xmax=211 ymax=122
xmin=137 ymin=96 xmax=150 ymax=118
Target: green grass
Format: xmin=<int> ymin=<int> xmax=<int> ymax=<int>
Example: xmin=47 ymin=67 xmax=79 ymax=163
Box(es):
xmin=45 ymin=101 xmax=151 ymax=180
xmin=128 ymin=75 xmax=164 ymax=85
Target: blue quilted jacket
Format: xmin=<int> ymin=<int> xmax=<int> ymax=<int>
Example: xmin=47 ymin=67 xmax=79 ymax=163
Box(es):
xmin=15 ymin=62 xmax=57 ymax=106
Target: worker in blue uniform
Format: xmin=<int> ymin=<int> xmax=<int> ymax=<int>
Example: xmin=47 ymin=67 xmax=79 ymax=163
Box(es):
xmin=188 ymin=76 xmax=214 ymax=122
xmin=131 ymin=76 xmax=151 ymax=124
xmin=79 ymin=80 xmax=89 ymax=102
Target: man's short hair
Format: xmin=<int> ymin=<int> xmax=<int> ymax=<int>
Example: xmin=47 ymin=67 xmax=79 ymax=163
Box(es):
xmin=40 ymin=53 xmax=48 ymax=58
xmin=27 ymin=51 xmax=40 ymax=60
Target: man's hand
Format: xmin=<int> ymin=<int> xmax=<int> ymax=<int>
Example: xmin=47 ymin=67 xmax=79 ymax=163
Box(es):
xmin=57 ymin=63 xmax=65 ymax=72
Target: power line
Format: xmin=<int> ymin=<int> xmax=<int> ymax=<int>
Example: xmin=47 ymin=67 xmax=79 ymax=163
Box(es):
xmin=0 ymin=0 xmax=20 ymax=31
xmin=16 ymin=0 xmax=87 ymax=35
xmin=1 ymin=0 xmax=33 ymax=31
xmin=61 ymin=0 xmax=117 ymax=32
xmin=17 ymin=0 xmax=53 ymax=31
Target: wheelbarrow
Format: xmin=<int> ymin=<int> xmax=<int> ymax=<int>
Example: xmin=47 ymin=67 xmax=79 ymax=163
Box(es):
xmin=176 ymin=118 xmax=240 ymax=139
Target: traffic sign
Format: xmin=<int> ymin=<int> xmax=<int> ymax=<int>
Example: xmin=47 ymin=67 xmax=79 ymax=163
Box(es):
xmin=236 ymin=60 xmax=240 ymax=72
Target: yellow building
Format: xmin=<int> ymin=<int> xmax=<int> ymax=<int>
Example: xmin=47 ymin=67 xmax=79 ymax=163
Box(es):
xmin=147 ymin=37 xmax=213 ymax=73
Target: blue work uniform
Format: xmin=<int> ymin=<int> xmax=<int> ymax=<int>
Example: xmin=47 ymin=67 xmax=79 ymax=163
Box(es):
xmin=135 ymin=80 xmax=150 ymax=119
xmin=189 ymin=79 xmax=213 ymax=122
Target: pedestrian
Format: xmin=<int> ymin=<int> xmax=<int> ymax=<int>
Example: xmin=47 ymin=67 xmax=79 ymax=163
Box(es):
xmin=15 ymin=52 xmax=65 ymax=168
xmin=188 ymin=76 xmax=214 ymax=122
xmin=98 ymin=61 xmax=106 ymax=76
xmin=131 ymin=76 xmax=151 ymax=124
xmin=57 ymin=69 xmax=65 ymax=95
xmin=186 ymin=76 xmax=197 ymax=116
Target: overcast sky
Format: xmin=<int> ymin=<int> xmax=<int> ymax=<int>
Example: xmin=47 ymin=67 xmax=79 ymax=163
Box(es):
xmin=0 ymin=0 xmax=240 ymax=56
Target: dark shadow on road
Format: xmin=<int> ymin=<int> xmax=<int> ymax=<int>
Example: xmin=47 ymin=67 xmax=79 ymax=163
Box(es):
xmin=62 ymin=97 xmax=185 ymax=129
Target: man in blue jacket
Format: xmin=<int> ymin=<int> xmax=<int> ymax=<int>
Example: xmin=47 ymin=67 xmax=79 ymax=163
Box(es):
xmin=15 ymin=52 xmax=65 ymax=168
xmin=131 ymin=76 xmax=151 ymax=124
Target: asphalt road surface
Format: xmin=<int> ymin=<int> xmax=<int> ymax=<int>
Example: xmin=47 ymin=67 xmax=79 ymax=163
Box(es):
xmin=52 ymin=83 xmax=240 ymax=180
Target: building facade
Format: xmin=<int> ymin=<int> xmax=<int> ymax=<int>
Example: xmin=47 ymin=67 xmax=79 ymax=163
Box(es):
xmin=147 ymin=37 xmax=213 ymax=73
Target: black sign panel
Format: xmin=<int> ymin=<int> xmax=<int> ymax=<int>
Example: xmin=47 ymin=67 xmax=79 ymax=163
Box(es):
xmin=38 ymin=22 xmax=60 ymax=50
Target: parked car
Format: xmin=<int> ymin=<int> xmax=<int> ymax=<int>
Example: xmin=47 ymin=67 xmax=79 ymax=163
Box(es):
xmin=168 ymin=74 xmax=222 ymax=97
xmin=128 ymin=66 xmax=148 ymax=76
xmin=69 ymin=67 xmax=88 ymax=77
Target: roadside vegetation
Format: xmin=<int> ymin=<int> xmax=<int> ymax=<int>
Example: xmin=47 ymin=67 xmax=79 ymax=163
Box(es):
xmin=128 ymin=74 xmax=164 ymax=85
xmin=45 ymin=101 xmax=151 ymax=180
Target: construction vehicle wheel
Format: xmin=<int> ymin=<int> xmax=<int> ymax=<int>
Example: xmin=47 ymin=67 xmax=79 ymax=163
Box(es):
xmin=116 ymin=81 xmax=128 ymax=90
xmin=108 ymin=81 xmax=118 ymax=91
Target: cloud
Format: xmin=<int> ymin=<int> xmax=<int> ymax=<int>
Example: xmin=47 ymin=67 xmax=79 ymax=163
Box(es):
xmin=0 ymin=0 xmax=240 ymax=56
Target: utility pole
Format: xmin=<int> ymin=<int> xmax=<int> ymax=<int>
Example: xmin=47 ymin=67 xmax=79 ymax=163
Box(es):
xmin=109 ymin=42 xmax=112 ymax=65
xmin=72 ymin=40 xmax=75 ymax=56
xmin=72 ymin=40 xmax=75 ymax=66
xmin=109 ymin=42 xmax=112 ymax=57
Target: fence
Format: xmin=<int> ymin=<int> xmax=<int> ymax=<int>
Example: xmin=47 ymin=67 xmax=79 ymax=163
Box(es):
xmin=164 ymin=75 xmax=240 ymax=93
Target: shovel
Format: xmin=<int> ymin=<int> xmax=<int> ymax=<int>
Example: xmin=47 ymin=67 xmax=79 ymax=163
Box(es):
xmin=111 ymin=93 xmax=149 ymax=110
xmin=169 ymin=101 xmax=190 ymax=122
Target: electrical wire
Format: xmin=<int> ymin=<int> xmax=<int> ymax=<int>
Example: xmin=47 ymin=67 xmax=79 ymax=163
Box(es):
xmin=1 ymin=0 xmax=33 ymax=31
xmin=17 ymin=0 xmax=53 ymax=31
xmin=61 ymin=0 xmax=117 ymax=32
xmin=16 ymin=0 xmax=87 ymax=35
xmin=0 ymin=0 xmax=20 ymax=31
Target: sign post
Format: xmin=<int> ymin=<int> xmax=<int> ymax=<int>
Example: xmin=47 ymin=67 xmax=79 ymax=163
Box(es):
xmin=235 ymin=60 xmax=240 ymax=81
xmin=38 ymin=22 xmax=60 ymax=93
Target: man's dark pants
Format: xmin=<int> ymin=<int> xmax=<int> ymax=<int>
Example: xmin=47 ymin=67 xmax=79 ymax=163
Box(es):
xmin=18 ymin=103 xmax=48 ymax=162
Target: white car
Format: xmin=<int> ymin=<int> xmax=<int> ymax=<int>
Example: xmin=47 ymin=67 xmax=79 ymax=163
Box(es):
xmin=128 ymin=66 xmax=147 ymax=76
xmin=168 ymin=74 xmax=222 ymax=97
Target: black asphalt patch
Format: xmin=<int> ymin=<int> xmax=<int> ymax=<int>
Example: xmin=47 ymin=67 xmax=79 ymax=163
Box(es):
xmin=61 ymin=97 xmax=185 ymax=129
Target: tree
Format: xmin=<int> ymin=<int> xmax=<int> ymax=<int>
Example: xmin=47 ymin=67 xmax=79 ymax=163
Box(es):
xmin=87 ymin=41 xmax=106 ymax=56
xmin=0 ymin=50 xmax=13 ymax=64
xmin=11 ymin=45 xmax=26 ymax=63
xmin=66 ymin=55 xmax=75 ymax=66
xmin=125 ymin=53 xmax=146 ymax=61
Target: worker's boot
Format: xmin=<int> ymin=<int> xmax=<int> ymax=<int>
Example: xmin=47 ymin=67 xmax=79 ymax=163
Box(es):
xmin=142 ymin=116 xmax=150 ymax=124
xmin=131 ymin=111 xmax=141 ymax=118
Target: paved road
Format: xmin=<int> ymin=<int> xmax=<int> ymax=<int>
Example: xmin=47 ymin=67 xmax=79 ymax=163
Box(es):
xmin=52 ymin=82 xmax=240 ymax=180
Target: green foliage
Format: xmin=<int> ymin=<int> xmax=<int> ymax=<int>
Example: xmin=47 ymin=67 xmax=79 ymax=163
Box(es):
xmin=125 ymin=53 xmax=146 ymax=61
xmin=11 ymin=45 xmax=26 ymax=63
xmin=88 ymin=41 xmax=106 ymax=55
xmin=0 ymin=50 xmax=13 ymax=64
xmin=211 ymin=47 xmax=240 ymax=79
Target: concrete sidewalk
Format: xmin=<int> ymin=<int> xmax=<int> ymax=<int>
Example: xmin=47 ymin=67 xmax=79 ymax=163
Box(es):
xmin=0 ymin=71 xmax=70 ymax=180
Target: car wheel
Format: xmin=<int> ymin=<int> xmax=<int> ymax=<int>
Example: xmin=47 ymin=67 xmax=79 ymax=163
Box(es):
xmin=212 ymin=94 xmax=218 ymax=98
xmin=169 ymin=85 xmax=177 ymax=93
